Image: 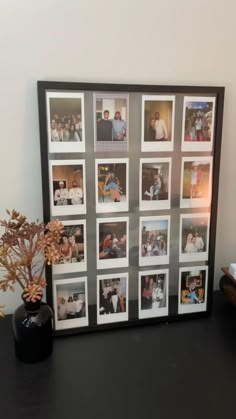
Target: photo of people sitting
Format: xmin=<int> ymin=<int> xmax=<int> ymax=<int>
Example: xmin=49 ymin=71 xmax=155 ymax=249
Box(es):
xmin=55 ymin=224 xmax=85 ymax=265
xmin=182 ymin=161 xmax=210 ymax=200
xmin=99 ymin=222 xmax=127 ymax=260
xmin=49 ymin=97 xmax=83 ymax=142
xmin=99 ymin=277 xmax=127 ymax=316
xmin=184 ymin=101 xmax=213 ymax=142
xmin=182 ymin=217 xmax=208 ymax=254
xmin=142 ymin=162 xmax=169 ymax=201
xmin=141 ymin=274 xmax=166 ymax=311
xmin=97 ymin=163 xmax=126 ymax=203
xmin=56 ymin=282 xmax=86 ymax=321
xmin=144 ymin=100 xmax=173 ymax=142
xmin=53 ymin=165 xmax=84 ymax=206
xmin=180 ymin=271 xmax=205 ymax=305
xmin=141 ymin=221 xmax=168 ymax=257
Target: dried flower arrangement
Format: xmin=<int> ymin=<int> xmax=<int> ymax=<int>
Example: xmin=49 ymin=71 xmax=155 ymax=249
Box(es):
xmin=0 ymin=209 xmax=64 ymax=317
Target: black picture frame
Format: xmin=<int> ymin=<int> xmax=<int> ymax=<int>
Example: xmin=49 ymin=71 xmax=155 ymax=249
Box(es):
xmin=38 ymin=81 xmax=224 ymax=336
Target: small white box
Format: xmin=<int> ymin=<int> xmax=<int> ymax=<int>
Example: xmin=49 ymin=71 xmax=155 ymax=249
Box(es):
xmin=229 ymin=264 xmax=236 ymax=279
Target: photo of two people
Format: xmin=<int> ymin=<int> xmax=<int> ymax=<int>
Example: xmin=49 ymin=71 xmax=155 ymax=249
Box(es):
xmin=97 ymin=274 xmax=128 ymax=325
xmin=97 ymin=218 xmax=129 ymax=270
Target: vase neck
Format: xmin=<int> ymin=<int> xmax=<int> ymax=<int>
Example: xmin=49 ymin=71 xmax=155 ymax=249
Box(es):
xmin=21 ymin=295 xmax=41 ymax=312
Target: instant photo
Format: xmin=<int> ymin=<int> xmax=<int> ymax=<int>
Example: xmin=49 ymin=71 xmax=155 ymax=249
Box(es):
xmin=53 ymin=277 xmax=89 ymax=331
xmin=141 ymin=95 xmax=175 ymax=152
xmin=96 ymin=217 xmax=129 ymax=270
xmin=140 ymin=158 xmax=171 ymax=211
xmin=182 ymin=96 xmax=216 ymax=152
xmin=139 ymin=269 xmax=169 ymax=319
xmin=52 ymin=220 xmax=87 ymax=274
xmin=46 ymin=91 xmax=85 ymax=153
xmin=180 ymin=157 xmax=213 ymax=208
xmin=178 ymin=267 xmax=208 ymax=314
xmin=49 ymin=160 xmax=86 ymax=216
xmin=97 ymin=273 xmax=129 ymax=324
xmin=139 ymin=216 xmax=170 ymax=266
xmin=95 ymin=159 xmax=129 ymax=213
xmin=179 ymin=213 xmax=210 ymax=263
xmin=94 ymin=93 xmax=129 ymax=152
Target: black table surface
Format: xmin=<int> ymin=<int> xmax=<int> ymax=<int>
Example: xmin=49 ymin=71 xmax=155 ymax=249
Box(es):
xmin=0 ymin=291 xmax=235 ymax=419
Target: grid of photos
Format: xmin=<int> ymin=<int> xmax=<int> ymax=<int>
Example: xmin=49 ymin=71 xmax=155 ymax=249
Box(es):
xmin=42 ymin=87 xmax=218 ymax=333
xmin=97 ymin=273 xmax=129 ymax=325
xmin=139 ymin=269 xmax=169 ymax=319
xmin=178 ymin=267 xmax=208 ymax=314
xmin=95 ymin=158 xmax=129 ymax=213
xmin=49 ymin=160 xmax=86 ymax=216
xmin=141 ymin=95 xmax=175 ymax=152
xmin=94 ymin=93 xmax=129 ymax=153
xmin=53 ymin=277 xmax=89 ymax=330
xmin=46 ymin=91 xmax=85 ymax=153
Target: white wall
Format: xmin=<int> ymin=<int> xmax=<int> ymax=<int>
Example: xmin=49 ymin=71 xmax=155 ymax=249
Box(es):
xmin=0 ymin=0 xmax=235 ymax=313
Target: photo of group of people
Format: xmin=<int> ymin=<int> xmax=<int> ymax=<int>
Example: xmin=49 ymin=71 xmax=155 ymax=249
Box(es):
xmin=178 ymin=267 xmax=208 ymax=314
xmin=180 ymin=214 xmax=210 ymax=263
xmin=52 ymin=221 xmax=87 ymax=274
xmin=49 ymin=160 xmax=86 ymax=216
xmin=53 ymin=278 xmax=88 ymax=330
xmin=182 ymin=96 xmax=216 ymax=151
xmin=140 ymin=158 xmax=171 ymax=211
xmin=46 ymin=91 xmax=85 ymax=153
xmin=180 ymin=157 xmax=212 ymax=208
xmin=95 ymin=159 xmax=129 ymax=213
xmin=139 ymin=270 xmax=168 ymax=319
xmin=46 ymin=92 xmax=216 ymax=154
xmin=97 ymin=218 xmax=128 ymax=270
xmin=97 ymin=274 xmax=128 ymax=324
xmin=139 ymin=216 xmax=170 ymax=266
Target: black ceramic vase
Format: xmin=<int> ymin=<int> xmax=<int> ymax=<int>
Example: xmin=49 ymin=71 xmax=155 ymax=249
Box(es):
xmin=12 ymin=297 xmax=53 ymax=363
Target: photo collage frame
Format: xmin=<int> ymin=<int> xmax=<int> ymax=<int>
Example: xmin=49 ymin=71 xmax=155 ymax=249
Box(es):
xmin=38 ymin=82 xmax=224 ymax=334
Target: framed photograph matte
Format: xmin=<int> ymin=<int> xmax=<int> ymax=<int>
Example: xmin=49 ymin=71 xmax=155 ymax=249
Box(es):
xmin=38 ymin=81 xmax=224 ymax=336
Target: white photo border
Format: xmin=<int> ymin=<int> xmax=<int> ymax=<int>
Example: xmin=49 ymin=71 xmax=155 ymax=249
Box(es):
xmin=97 ymin=272 xmax=129 ymax=325
xmin=181 ymin=96 xmax=216 ymax=152
xmin=178 ymin=266 xmax=208 ymax=314
xmin=141 ymin=94 xmax=175 ymax=152
xmin=139 ymin=215 xmax=170 ymax=267
xmin=179 ymin=213 xmax=210 ymax=263
xmin=49 ymin=159 xmax=86 ymax=216
xmin=96 ymin=216 xmax=129 ymax=270
xmin=180 ymin=156 xmax=213 ymax=209
xmin=52 ymin=219 xmax=87 ymax=275
xmin=46 ymin=91 xmax=85 ymax=153
xmin=95 ymin=158 xmax=129 ymax=214
xmin=53 ymin=276 xmax=89 ymax=331
xmin=139 ymin=157 xmax=172 ymax=211
xmin=138 ymin=269 xmax=169 ymax=319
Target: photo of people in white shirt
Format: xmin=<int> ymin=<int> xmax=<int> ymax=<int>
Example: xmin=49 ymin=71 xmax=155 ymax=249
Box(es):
xmin=142 ymin=95 xmax=175 ymax=151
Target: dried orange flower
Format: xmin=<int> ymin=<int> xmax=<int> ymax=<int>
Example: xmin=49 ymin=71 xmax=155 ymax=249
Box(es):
xmin=0 ymin=210 xmax=65 ymax=313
